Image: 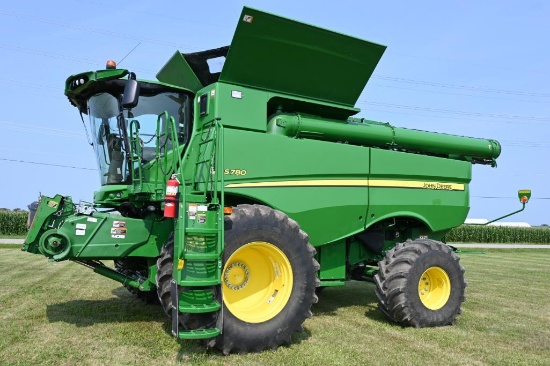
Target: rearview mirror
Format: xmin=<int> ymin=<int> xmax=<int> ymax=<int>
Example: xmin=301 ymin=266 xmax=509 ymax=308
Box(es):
xmin=122 ymin=73 xmax=140 ymax=109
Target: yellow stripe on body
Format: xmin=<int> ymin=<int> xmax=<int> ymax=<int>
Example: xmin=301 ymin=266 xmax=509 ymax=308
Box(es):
xmin=225 ymin=179 xmax=465 ymax=191
xmin=225 ymin=180 xmax=369 ymax=188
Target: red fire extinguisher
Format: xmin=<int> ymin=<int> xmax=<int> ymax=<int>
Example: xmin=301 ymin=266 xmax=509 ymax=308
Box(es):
xmin=164 ymin=174 xmax=179 ymax=218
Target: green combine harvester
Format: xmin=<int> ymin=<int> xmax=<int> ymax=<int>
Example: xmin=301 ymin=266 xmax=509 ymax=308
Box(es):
xmin=22 ymin=7 xmax=528 ymax=354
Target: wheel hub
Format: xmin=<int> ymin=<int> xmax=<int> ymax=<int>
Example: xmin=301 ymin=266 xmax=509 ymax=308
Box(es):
xmin=418 ymin=266 xmax=451 ymax=310
xmin=224 ymin=262 xmax=250 ymax=290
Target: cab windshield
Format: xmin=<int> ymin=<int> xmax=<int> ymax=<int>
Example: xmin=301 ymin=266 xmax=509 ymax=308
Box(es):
xmin=87 ymin=90 xmax=190 ymax=185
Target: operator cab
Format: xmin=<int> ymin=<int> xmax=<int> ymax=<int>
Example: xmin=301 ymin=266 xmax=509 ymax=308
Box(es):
xmin=78 ymin=76 xmax=193 ymax=186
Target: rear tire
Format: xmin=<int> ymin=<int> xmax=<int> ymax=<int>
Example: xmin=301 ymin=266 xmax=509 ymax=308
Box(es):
xmin=213 ymin=204 xmax=319 ymax=354
xmin=374 ymin=239 xmax=466 ymax=327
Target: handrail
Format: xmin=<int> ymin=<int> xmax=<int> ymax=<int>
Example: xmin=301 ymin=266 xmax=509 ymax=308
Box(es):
xmin=128 ymin=119 xmax=143 ymax=189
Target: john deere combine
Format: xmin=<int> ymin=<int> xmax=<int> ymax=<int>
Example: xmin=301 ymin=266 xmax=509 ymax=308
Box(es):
xmin=23 ymin=7 xmax=519 ymax=354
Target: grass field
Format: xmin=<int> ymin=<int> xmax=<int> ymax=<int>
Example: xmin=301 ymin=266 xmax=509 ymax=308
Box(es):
xmin=1 ymin=248 xmax=549 ymax=366
xmin=0 ymin=234 xmax=26 ymax=239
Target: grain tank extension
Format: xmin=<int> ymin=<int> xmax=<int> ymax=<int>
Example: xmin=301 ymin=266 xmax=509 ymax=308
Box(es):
xmin=23 ymin=7 xmax=519 ymax=354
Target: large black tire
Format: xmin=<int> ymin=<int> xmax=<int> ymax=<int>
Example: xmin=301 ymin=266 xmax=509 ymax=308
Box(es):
xmin=374 ymin=238 xmax=466 ymax=327
xmin=212 ymin=204 xmax=319 ymax=354
xmin=156 ymin=236 xmax=217 ymax=330
xmin=156 ymin=237 xmax=177 ymax=316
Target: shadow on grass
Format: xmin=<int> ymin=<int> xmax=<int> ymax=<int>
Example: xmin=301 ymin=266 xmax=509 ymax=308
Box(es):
xmin=46 ymin=282 xmax=386 ymax=355
xmin=46 ymin=293 xmax=223 ymax=357
xmin=169 ymin=313 xmax=313 ymax=357
xmin=313 ymin=281 xmax=392 ymax=324
xmin=46 ymin=286 xmax=170 ymax=325
xmin=46 ymin=296 xmax=166 ymax=327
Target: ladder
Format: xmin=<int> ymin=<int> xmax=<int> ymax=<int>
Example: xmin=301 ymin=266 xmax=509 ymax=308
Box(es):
xmin=171 ymin=118 xmax=225 ymax=339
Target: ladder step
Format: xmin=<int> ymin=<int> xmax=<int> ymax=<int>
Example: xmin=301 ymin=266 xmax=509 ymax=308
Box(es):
xmin=184 ymin=252 xmax=219 ymax=261
xmin=179 ymin=279 xmax=220 ymax=287
xmin=178 ymin=328 xmax=220 ymax=339
xmin=195 ymin=159 xmax=211 ymax=164
xmin=179 ymin=301 xmax=221 ymax=313
xmin=198 ymin=138 xmax=215 ymax=145
xmin=186 ymin=227 xmax=218 ymax=235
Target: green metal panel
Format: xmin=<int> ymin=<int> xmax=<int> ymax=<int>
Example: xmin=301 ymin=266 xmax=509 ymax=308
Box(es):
xmin=24 ymin=195 xmax=64 ymax=247
xmin=201 ymin=82 xmax=363 ymax=135
xmin=369 ymin=148 xmax=472 ymax=182
xmin=222 ymin=125 xmax=475 ymax=244
xmin=367 ymin=149 xmax=472 ymax=231
xmin=51 ymin=213 xmax=171 ymax=259
xmin=317 ymin=240 xmax=347 ymax=280
xmin=156 ymin=51 xmax=203 ymax=93
xmin=201 ymin=83 xmax=269 ymax=132
xmin=222 ymin=128 xmax=370 ymax=245
xmin=220 ymin=7 xmax=386 ymax=107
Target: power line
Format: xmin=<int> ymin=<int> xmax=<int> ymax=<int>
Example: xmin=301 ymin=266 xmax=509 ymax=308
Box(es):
xmin=0 ymin=158 xmax=95 ymax=171
xmin=364 ymin=108 xmax=548 ymax=127
xmin=0 ymin=146 xmax=89 ymax=159
xmin=363 ymin=101 xmax=550 ymax=121
xmin=0 ymin=8 xmax=198 ymax=51
xmin=76 ymin=0 xmax=233 ymax=30
xmin=2 ymin=12 xmax=549 ymax=102
xmin=0 ymin=43 xmax=154 ymax=74
xmin=0 ymin=78 xmax=57 ymax=91
xmin=2 ymin=7 xmax=550 ymax=99
xmin=372 ymin=75 xmax=550 ymax=97
xmin=369 ymin=83 xmax=546 ymax=104
xmin=0 ymin=121 xmax=86 ymax=140
xmin=473 ymin=196 xmax=550 ymax=200
xmin=385 ymin=51 xmax=550 ymax=77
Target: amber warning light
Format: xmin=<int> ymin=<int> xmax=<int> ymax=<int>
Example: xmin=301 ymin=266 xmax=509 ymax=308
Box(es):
xmin=106 ymin=60 xmax=117 ymax=69
xmin=518 ymin=189 xmax=531 ymax=204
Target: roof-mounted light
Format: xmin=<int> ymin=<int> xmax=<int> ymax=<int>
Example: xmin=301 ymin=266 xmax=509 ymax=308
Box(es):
xmin=106 ymin=60 xmax=117 ymax=69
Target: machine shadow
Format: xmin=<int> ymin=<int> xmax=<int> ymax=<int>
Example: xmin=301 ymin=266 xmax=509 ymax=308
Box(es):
xmin=46 ymin=287 xmax=166 ymax=327
xmin=312 ymin=281 xmax=391 ymax=324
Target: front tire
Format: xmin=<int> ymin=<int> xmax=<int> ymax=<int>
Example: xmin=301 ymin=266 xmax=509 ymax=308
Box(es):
xmin=114 ymin=259 xmax=158 ymax=304
xmin=156 ymin=236 xmax=217 ymax=331
xmin=374 ymin=239 xmax=466 ymax=327
xmin=213 ymin=204 xmax=319 ymax=354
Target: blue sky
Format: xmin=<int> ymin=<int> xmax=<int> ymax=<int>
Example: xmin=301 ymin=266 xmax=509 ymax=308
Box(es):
xmin=0 ymin=0 xmax=548 ymax=225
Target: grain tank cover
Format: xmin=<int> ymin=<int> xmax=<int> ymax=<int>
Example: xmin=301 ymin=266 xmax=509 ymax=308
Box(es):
xmin=219 ymin=7 xmax=387 ymax=107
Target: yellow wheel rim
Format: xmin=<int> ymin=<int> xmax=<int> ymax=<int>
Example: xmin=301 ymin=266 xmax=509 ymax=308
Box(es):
xmin=418 ymin=267 xmax=451 ymax=310
xmin=222 ymin=241 xmax=293 ymax=323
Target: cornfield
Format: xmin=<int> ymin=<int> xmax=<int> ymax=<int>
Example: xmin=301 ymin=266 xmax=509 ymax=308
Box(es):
xmin=1 ymin=210 xmax=549 ymax=244
xmin=446 ymin=225 xmax=550 ymax=244
xmin=0 ymin=211 xmax=28 ymax=236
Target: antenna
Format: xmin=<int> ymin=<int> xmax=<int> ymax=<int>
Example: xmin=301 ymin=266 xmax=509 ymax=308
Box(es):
xmin=118 ymin=41 xmax=142 ymax=66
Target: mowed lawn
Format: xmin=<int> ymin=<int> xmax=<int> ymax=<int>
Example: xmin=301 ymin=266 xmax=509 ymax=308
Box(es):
xmin=1 ymin=247 xmax=549 ymax=366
